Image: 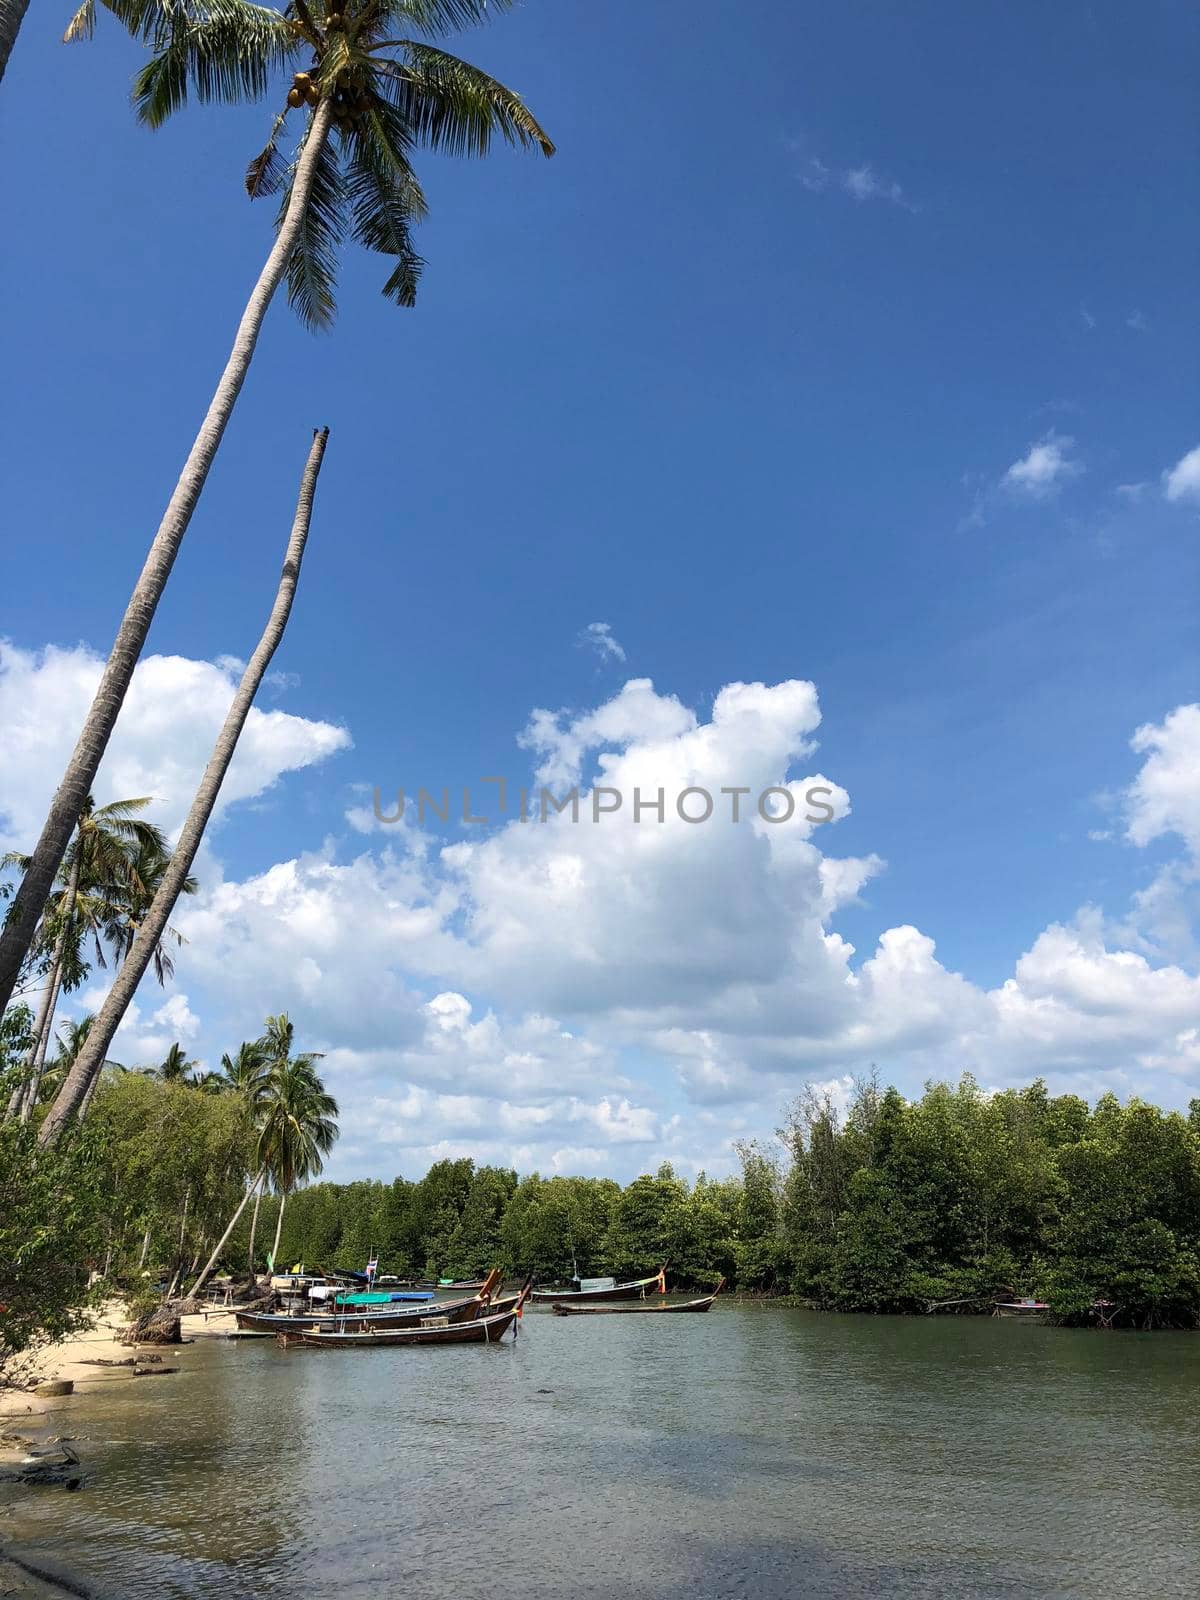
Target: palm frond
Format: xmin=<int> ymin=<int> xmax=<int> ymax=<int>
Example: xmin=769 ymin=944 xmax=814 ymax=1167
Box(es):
xmin=62 ymin=0 xmax=96 ymax=43
xmin=345 ymin=101 xmax=427 ymax=306
xmin=277 ymin=125 xmax=345 ymax=330
xmin=132 ymin=2 xmax=299 ymax=128
xmin=382 ymin=0 xmax=513 ymax=38
xmin=246 ymin=109 xmax=292 ymax=198
xmin=375 ymin=40 xmax=554 ymax=157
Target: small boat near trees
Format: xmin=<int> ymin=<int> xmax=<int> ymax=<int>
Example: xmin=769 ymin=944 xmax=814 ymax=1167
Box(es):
xmin=993 ymin=1297 xmax=1051 ymax=1319
xmin=530 ymin=1266 xmax=668 ymax=1305
xmin=551 ymin=1279 xmax=725 ymax=1316
xmin=282 ymin=1282 xmax=533 ymax=1348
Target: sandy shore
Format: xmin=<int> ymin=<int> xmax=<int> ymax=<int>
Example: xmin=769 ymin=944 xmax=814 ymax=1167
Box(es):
xmin=0 ymin=1300 xmax=240 ymax=1450
xmin=1 ymin=1299 xmax=243 ymax=1595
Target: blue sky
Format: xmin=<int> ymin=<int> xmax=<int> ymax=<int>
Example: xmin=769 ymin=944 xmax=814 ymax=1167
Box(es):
xmin=1 ymin=2 xmax=1198 ymax=1181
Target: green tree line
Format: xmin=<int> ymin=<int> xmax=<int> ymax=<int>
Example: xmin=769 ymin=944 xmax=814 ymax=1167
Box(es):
xmin=6 ymin=1066 xmax=1200 ymax=1373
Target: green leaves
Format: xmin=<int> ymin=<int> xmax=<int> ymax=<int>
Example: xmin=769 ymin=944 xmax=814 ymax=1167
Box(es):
xmin=88 ymin=0 xmax=550 ymax=324
xmin=278 ymin=124 xmax=344 ymax=329
xmin=376 ymin=41 xmax=553 ymax=157
xmin=131 ymin=1 xmax=299 ymax=128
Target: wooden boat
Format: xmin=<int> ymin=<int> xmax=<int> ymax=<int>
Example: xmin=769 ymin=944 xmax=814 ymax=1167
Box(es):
xmin=992 ymin=1297 xmax=1050 ymax=1319
xmin=236 ymin=1271 xmax=506 ymax=1335
xmin=284 ymin=1282 xmax=532 ymax=1348
xmin=530 ymin=1265 xmax=667 ymax=1305
xmin=552 ymin=1279 xmax=725 ymax=1316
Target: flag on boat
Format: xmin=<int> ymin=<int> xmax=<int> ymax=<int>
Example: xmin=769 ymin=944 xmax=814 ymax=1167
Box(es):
xmin=657 ymin=1267 xmax=667 ymax=1295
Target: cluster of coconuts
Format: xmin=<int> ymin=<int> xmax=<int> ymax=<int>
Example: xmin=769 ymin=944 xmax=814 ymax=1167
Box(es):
xmin=287 ymin=71 xmax=320 ymax=109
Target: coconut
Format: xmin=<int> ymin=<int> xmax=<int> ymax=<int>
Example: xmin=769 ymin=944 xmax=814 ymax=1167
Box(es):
xmin=287 ymin=87 xmax=304 ymax=108
xmin=294 ymin=72 xmax=312 ymax=89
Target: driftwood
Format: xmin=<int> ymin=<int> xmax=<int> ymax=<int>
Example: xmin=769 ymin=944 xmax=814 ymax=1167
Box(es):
xmin=122 ymin=1307 xmax=181 ymax=1346
xmin=132 ymin=1366 xmax=178 ymax=1378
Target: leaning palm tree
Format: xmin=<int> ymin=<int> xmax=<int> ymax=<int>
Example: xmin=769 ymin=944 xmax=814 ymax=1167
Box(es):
xmin=190 ymin=1019 xmax=336 ymax=1295
xmin=0 ymin=0 xmax=551 ymax=1021
xmin=39 ymin=431 xmax=329 ymax=1147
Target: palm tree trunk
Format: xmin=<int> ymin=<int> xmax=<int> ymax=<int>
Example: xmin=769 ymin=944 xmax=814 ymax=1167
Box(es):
xmin=139 ymin=1227 xmax=152 ymax=1269
xmin=13 ymin=851 xmax=81 ymax=1124
xmin=190 ymin=1172 xmax=265 ymax=1298
xmin=0 ymin=0 xmax=32 ymax=87
xmin=270 ymin=1191 xmax=287 ymax=1271
xmin=247 ymin=1186 xmax=263 ymax=1276
xmin=38 ymin=427 xmax=331 ymax=1146
xmin=0 ymin=96 xmax=335 ymax=1022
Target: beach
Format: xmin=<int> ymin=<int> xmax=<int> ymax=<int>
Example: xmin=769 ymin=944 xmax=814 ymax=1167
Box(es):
xmin=1 ymin=1299 xmax=238 ymax=1597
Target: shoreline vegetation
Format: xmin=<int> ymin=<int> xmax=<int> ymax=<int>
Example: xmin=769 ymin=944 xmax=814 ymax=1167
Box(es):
xmin=4 ymin=1066 xmax=1200 ymax=1394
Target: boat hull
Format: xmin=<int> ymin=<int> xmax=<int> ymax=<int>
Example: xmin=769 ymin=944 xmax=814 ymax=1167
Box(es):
xmin=235 ymin=1289 xmax=516 ymax=1336
xmin=552 ymin=1280 xmax=724 ymax=1317
xmin=530 ymin=1272 xmax=664 ymax=1305
xmin=288 ymin=1306 xmax=521 ymax=1348
xmin=552 ymin=1294 xmax=717 ymax=1316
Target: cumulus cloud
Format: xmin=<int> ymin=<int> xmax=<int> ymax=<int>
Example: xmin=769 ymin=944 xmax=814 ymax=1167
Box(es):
xmin=0 ymin=642 xmax=350 ymax=849
xmin=1002 ymin=433 xmax=1082 ymax=499
xmin=32 ymin=652 xmax=1200 ymax=1180
xmin=1163 ymin=444 xmax=1200 ymax=505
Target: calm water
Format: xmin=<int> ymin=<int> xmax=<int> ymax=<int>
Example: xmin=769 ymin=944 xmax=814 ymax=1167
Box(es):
xmin=3 ymin=1306 xmax=1199 ymax=1598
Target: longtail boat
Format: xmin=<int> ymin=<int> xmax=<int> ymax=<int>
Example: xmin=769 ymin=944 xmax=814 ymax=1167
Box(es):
xmin=552 ymin=1279 xmax=725 ymax=1316
xmin=236 ymin=1270 xmax=506 ymax=1335
xmin=283 ymin=1281 xmax=532 ymax=1348
xmin=530 ymin=1265 xmax=667 ymax=1305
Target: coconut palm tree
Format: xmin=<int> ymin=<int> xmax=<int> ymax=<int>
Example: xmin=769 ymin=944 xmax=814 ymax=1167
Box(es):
xmin=102 ymin=836 xmax=197 ymax=986
xmin=216 ymin=1039 xmax=272 ymax=1267
xmin=256 ymin=1012 xmax=334 ymax=1268
xmin=39 ymin=432 xmax=329 ymax=1147
xmin=190 ymin=1017 xmax=336 ymax=1294
xmin=0 ymin=0 xmax=551 ymax=1020
xmin=148 ymin=1042 xmax=200 ymax=1082
xmin=4 ymin=797 xmax=167 ymax=1123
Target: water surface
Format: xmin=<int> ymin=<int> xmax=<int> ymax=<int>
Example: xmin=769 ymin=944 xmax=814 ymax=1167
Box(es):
xmin=4 ymin=1307 xmax=1198 ymax=1597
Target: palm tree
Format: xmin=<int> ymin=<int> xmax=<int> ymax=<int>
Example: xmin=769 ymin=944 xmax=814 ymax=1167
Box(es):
xmin=257 ymin=1013 xmax=335 ymax=1268
xmin=149 ymin=1042 xmax=199 ymax=1082
xmin=212 ymin=1038 xmax=271 ymax=1269
xmin=102 ymin=836 xmax=197 ymax=985
xmin=5 ymin=797 xmax=167 ymax=1123
xmin=190 ymin=1017 xmax=337 ymax=1295
xmin=0 ymin=0 xmax=551 ymax=1020
xmin=39 ymin=431 xmax=329 ymax=1146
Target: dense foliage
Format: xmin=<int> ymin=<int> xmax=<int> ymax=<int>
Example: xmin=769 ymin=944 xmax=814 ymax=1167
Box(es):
xmin=4 ymin=1070 xmax=1199 ymax=1362
xmin=268 ymin=1075 xmax=1200 ymax=1328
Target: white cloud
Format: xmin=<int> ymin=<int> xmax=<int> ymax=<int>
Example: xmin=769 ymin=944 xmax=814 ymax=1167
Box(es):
xmin=841 ymin=164 xmax=916 ymax=210
xmin=578 ymin=622 xmax=626 ymax=664
xmin=0 ymin=642 xmax=350 ymax=850
xmin=1127 ymin=309 xmax=1149 ymax=332
xmin=793 ymin=149 xmax=917 ymax=212
xmin=1002 ymin=433 xmax=1082 ymax=499
xmin=34 ymin=654 xmax=1200 ymax=1180
xmin=1126 ymin=705 xmax=1200 ymax=855
xmin=1163 ymin=444 xmax=1200 ymax=505
xmin=1079 ymin=305 xmax=1097 ymax=331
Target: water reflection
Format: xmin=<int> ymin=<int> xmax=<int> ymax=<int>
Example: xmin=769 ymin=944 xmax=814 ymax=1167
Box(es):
xmin=4 ymin=1309 xmax=1199 ymax=1598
